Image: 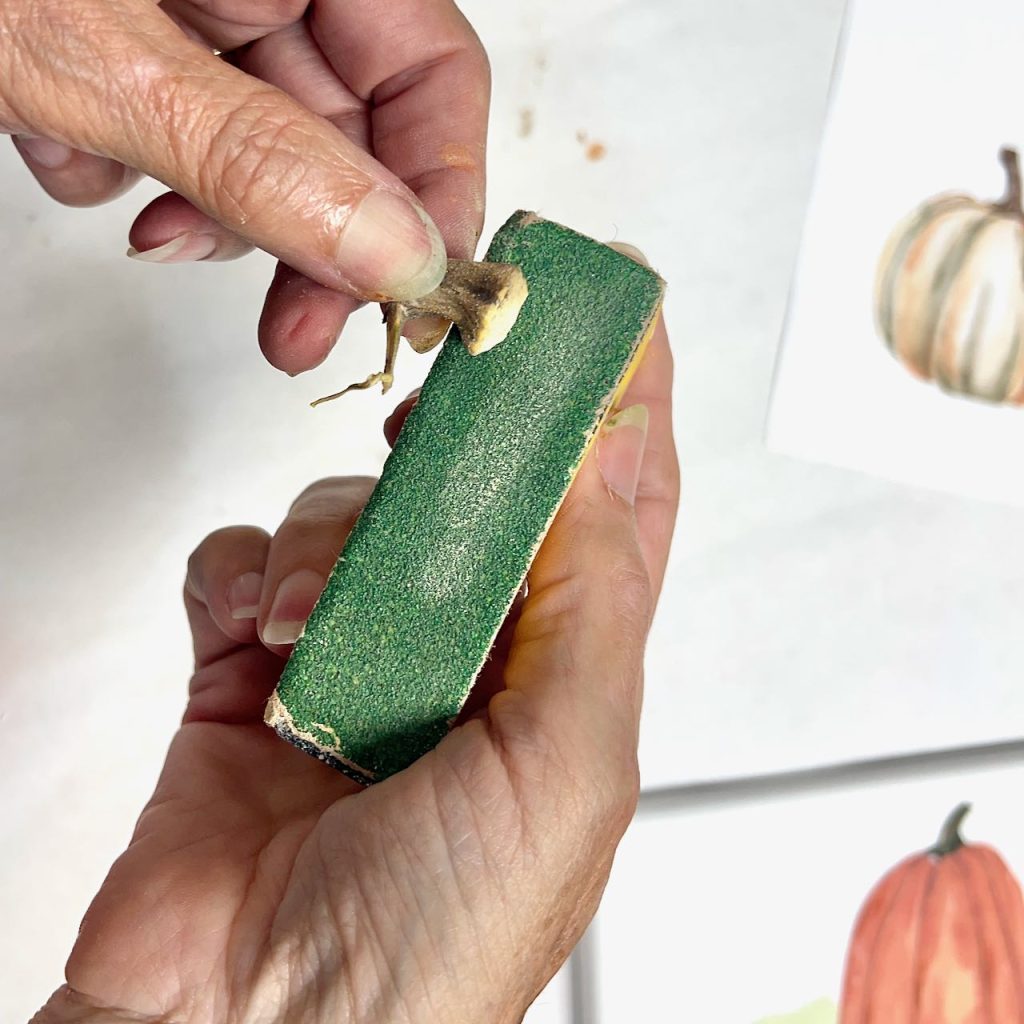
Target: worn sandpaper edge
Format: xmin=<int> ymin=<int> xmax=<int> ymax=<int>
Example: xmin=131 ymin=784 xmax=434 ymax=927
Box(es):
xmin=266 ymin=212 xmax=665 ymax=781
xmin=265 ymin=692 xmax=377 ymax=784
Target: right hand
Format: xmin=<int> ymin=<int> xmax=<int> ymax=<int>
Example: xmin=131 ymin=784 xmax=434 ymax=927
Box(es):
xmin=2 ymin=0 xmax=490 ymax=374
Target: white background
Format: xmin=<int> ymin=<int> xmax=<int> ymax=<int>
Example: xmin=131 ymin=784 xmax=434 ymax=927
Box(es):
xmin=4 ymin=0 xmax=1024 ymax=1021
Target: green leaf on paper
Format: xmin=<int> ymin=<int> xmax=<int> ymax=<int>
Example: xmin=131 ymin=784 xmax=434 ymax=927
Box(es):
xmin=753 ymin=997 xmax=837 ymax=1024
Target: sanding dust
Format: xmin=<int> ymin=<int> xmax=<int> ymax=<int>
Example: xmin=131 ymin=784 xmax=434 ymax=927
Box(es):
xmin=575 ymin=131 xmax=607 ymax=161
xmin=519 ymin=107 xmax=535 ymax=138
xmin=441 ymin=143 xmax=478 ymax=171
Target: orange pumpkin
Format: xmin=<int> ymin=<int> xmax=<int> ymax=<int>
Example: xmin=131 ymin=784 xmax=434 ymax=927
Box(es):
xmin=839 ymin=803 xmax=1024 ymax=1023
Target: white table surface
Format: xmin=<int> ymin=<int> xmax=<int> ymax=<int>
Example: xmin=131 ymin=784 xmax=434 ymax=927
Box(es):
xmin=5 ymin=0 xmax=1022 ymax=1020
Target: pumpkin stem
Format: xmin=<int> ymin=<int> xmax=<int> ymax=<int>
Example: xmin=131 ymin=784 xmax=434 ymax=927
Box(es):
xmin=997 ymin=147 xmax=1022 ymax=214
xmin=930 ymin=802 xmax=971 ymax=857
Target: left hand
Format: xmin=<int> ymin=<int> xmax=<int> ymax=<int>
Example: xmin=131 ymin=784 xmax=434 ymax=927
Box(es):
xmin=33 ymin=312 xmax=679 ymax=1024
xmin=5 ymin=0 xmax=489 ymax=374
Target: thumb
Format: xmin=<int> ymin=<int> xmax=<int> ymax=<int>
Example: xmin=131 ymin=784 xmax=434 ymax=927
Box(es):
xmin=11 ymin=3 xmax=446 ymax=301
xmin=113 ymin=56 xmax=447 ymax=301
xmin=501 ymin=404 xmax=653 ymax=777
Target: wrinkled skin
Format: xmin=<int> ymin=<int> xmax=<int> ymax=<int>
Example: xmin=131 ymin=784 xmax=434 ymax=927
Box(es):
xmin=33 ymin=312 xmax=678 ymax=1024
xmin=1 ymin=0 xmax=490 ymax=373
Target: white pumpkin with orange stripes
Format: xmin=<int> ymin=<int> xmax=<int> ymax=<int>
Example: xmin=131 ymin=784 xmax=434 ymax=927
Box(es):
xmin=875 ymin=147 xmax=1024 ymax=403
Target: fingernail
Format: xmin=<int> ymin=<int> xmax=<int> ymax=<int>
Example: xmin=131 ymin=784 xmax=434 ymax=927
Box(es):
xmin=261 ymin=568 xmax=325 ymax=646
xmin=597 ymin=404 xmax=649 ymax=505
xmin=403 ymin=387 xmax=422 ymax=402
xmin=339 ymin=191 xmax=447 ymax=301
xmin=127 ymin=233 xmax=218 ymax=264
xmin=608 ymin=242 xmax=651 ymax=267
xmin=17 ymin=135 xmax=73 ymax=170
xmin=227 ymin=571 xmax=264 ymax=620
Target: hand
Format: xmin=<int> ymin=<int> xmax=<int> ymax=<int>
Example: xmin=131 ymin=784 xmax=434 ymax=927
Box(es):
xmin=2 ymin=0 xmax=489 ymax=374
xmin=34 ymin=314 xmax=678 ymax=1024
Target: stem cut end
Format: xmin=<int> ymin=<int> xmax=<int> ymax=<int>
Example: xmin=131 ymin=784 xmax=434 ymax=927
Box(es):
xmin=311 ymin=259 xmax=529 ymax=407
xmin=401 ymin=259 xmax=529 ymax=355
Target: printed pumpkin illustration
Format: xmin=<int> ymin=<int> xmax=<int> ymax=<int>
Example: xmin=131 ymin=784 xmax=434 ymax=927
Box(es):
xmin=875 ymin=148 xmax=1024 ymax=403
xmin=755 ymin=998 xmax=836 ymax=1024
xmin=839 ymin=803 xmax=1024 ymax=1022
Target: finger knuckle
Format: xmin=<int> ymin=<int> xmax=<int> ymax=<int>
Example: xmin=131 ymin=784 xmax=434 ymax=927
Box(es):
xmin=616 ymin=760 xmax=642 ymax=825
xmin=605 ymin=560 xmax=654 ymax=633
xmin=262 ymin=0 xmax=306 ymax=24
xmin=277 ymin=521 xmax=346 ymax=566
xmin=491 ymin=691 xmax=573 ymax=782
xmin=289 ymin=476 xmax=376 ymax=516
xmin=452 ymin=10 xmax=491 ymax=85
xmin=0 ymin=4 xmax=30 ymax=123
xmin=642 ymin=446 xmax=682 ymax=509
xmin=1 ymin=0 xmax=126 ymax=134
xmin=195 ymin=95 xmax=316 ymax=223
xmin=185 ymin=525 xmax=236 ymax=577
xmin=595 ymin=757 xmax=642 ymax=834
xmin=290 ymin=475 xmax=350 ymax=508
xmin=189 ymin=0 xmax=304 ymax=24
xmin=187 ymin=528 xmax=220 ymax=571
xmin=567 ymin=755 xmax=639 ymax=843
xmin=466 ymin=37 xmax=491 ymax=89
xmin=185 ymin=537 xmax=214 ymax=595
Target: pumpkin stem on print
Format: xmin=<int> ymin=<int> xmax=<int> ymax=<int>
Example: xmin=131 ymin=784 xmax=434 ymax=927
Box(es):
xmin=928 ymin=801 xmax=971 ymax=858
xmin=997 ymin=147 xmax=1023 ymax=214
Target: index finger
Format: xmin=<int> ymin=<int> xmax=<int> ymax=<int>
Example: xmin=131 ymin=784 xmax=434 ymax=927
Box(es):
xmin=309 ymin=0 xmax=491 ymax=259
xmin=6 ymin=0 xmax=447 ymax=301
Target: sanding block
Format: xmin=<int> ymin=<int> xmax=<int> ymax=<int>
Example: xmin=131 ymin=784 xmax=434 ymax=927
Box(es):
xmin=265 ymin=211 xmax=666 ymax=783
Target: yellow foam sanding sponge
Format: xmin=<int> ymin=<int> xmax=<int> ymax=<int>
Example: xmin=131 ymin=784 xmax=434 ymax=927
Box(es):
xmin=265 ymin=211 xmax=665 ymax=783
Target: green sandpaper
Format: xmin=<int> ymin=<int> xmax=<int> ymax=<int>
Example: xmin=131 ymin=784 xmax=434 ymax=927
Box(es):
xmin=265 ymin=211 xmax=666 ymax=784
